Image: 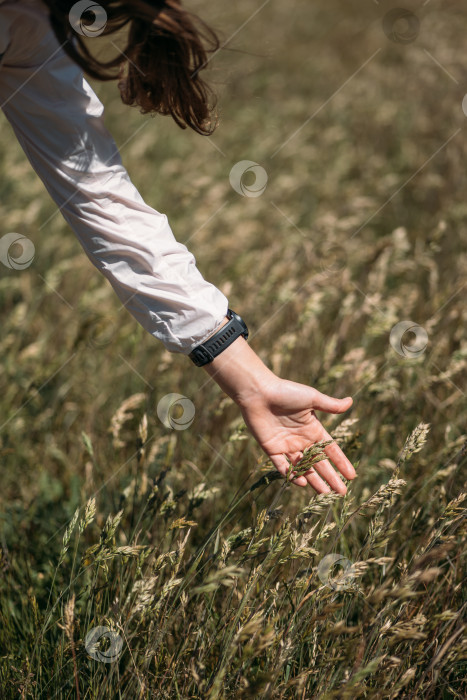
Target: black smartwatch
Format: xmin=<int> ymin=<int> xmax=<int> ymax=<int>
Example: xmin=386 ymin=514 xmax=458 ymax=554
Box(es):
xmin=189 ymin=308 xmax=249 ymax=367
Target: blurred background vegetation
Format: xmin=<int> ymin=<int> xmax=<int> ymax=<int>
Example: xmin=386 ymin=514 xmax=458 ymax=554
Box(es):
xmin=0 ymin=0 xmax=465 ymax=697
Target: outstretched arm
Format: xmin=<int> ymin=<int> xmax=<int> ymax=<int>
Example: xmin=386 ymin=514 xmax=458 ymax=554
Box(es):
xmin=0 ymin=2 xmax=229 ymax=354
xmin=0 ymin=3 xmax=356 ymax=495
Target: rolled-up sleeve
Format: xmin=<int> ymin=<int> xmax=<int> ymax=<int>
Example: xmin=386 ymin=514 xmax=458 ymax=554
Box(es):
xmin=0 ymin=0 xmax=229 ymax=354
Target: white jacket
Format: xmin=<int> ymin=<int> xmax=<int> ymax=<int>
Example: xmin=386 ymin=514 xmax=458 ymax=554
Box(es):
xmin=0 ymin=0 xmax=229 ymax=354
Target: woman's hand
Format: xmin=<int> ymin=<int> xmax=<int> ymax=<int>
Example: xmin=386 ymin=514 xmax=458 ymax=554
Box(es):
xmin=235 ymin=377 xmax=356 ymax=494
xmin=200 ymin=328 xmax=357 ymax=494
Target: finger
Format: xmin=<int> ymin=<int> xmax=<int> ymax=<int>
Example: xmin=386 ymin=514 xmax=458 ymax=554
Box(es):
xmin=302 ymin=467 xmax=331 ymax=494
xmin=322 ymin=435 xmax=357 ymax=480
xmin=312 ymin=458 xmax=348 ymax=495
xmin=269 ymin=454 xmax=308 ymax=488
xmin=311 ymin=391 xmax=353 ymax=415
xmin=289 ymin=452 xmax=331 ymax=493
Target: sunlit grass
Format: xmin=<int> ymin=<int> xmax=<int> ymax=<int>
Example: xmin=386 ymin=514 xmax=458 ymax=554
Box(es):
xmin=0 ymin=1 xmax=466 ymax=697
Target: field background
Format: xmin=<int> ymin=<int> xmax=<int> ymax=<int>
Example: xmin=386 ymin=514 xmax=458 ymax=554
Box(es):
xmin=0 ymin=0 xmax=466 ymax=697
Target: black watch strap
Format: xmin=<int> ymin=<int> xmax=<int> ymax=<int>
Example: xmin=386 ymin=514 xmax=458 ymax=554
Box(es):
xmin=189 ymin=308 xmax=249 ymax=367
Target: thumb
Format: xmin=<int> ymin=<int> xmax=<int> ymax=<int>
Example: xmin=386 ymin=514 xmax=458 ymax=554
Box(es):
xmin=309 ymin=389 xmax=353 ymax=414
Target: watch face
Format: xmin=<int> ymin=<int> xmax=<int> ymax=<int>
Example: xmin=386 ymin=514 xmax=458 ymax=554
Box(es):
xmin=189 ymin=311 xmax=249 ymax=365
xmin=234 ymin=313 xmax=248 ymax=337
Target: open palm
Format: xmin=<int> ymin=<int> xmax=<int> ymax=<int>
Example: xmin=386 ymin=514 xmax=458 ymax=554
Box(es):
xmin=237 ymin=377 xmax=356 ymax=494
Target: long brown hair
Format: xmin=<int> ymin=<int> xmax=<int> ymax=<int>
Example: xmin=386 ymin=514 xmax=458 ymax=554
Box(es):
xmin=44 ymin=0 xmax=220 ymax=134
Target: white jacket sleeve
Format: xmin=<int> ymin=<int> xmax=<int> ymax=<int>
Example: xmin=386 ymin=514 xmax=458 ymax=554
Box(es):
xmin=0 ymin=0 xmax=229 ymax=355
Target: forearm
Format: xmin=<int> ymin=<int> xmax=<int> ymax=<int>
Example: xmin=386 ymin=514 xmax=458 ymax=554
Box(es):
xmin=200 ymin=318 xmax=277 ymax=405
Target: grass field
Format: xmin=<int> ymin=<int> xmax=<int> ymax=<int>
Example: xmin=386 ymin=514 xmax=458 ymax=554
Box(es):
xmin=0 ymin=0 xmax=466 ymax=697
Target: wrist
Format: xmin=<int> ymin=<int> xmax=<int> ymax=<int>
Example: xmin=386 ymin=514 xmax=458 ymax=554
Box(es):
xmin=201 ymin=333 xmax=277 ymax=406
xmin=201 ymin=315 xmax=230 ymax=343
